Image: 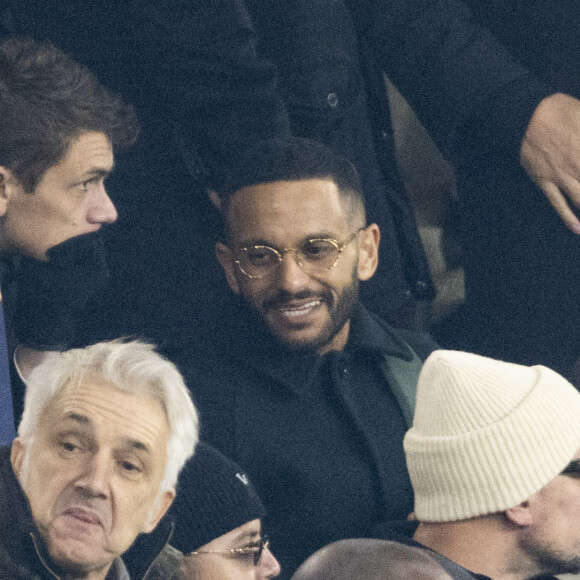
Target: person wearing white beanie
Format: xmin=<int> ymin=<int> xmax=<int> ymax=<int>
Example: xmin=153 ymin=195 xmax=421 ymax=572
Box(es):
xmin=403 ymin=349 xmax=580 ymax=580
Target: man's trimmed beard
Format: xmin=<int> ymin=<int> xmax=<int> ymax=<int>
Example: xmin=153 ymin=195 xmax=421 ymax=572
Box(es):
xmin=262 ymin=264 xmax=359 ymax=353
xmin=521 ymin=531 xmax=580 ymax=577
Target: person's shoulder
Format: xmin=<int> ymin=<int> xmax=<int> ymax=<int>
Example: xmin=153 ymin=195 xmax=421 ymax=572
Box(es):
xmin=394 ymin=327 xmax=439 ymax=361
xmin=364 ymin=307 xmax=438 ymax=361
xmin=141 ymin=544 xmax=182 ymax=580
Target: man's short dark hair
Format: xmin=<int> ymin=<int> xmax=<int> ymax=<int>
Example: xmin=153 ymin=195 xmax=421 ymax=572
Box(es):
xmin=0 ymin=36 xmax=139 ymax=192
xmin=221 ymin=137 xmax=366 ymax=228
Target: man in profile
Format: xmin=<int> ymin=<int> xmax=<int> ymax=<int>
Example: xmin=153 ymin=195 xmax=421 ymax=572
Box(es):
xmin=0 ymin=339 xmax=199 ymax=579
xmin=0 ymin=37 xmax=138 ymax=438
xmin=400 ymin=349 xmax=580 ymax=579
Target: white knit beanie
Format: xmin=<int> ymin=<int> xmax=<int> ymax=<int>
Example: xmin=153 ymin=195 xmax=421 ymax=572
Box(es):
xmin=404 ymin=350 xmax=580 ymax=522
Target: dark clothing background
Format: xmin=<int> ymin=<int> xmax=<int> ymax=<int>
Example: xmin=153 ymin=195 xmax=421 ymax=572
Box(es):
xmin=6 ymin=0 xmax=290 ymax=343
xmin=163 ymin=302 xmax=436 ymax=578
xmin=434 ymin=0 xmax=580 ymax=376
xmin=7 ymin=0 xmax=550 ymax=349
xmin=243 ymin=0 xmax=435 ymax=317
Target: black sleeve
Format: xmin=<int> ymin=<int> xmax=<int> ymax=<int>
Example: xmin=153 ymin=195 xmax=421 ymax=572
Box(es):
xmin=128 ymin=0 xmax=292 ymax=190
xmin=346 ymin=0 xmax=552 ymax=163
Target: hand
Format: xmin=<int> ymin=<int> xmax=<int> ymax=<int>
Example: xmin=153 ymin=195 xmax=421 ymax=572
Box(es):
xmin=520 ymin=93 xmax=580 ymax=234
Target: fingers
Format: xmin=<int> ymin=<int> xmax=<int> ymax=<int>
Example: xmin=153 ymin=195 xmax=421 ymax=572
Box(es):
xmin=539 ymin=179 xmax=580 ymax=234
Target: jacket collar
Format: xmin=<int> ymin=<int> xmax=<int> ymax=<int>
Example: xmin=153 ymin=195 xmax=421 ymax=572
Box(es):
xmin=122 ymin=517 xmax=175 ymax=580
xmin=232 ymin=302 xmax=413 ymax=397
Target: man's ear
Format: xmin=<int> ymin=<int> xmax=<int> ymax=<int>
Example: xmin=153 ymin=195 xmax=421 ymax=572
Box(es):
xmin=357 ymin=223 xmax=380 ymax=281
xmin=0 ymin=167 xmax=18 ymax=217
xmin=143 ymin=489 xmax=176 ymax=533
xmin=505 ymin=500 xmax=533 ymax=527
xmin=216 ymin=242 xmax=241 ymax=295
xmin=207 ymin=189 xmax=222 ymax=212
xmin=10 ymin=438 xmax=26 ymax=480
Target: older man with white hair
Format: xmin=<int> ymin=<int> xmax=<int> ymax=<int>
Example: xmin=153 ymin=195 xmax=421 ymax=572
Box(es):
xmin=0 ymin=339 xmax=198 ymax=580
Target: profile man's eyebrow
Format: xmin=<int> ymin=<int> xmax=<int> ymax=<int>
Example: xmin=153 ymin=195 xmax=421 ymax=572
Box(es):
xmin=82 ymin=167 xmax=112 ymax=180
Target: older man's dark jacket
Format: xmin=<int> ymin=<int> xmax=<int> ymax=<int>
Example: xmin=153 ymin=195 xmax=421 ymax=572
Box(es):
xmin=0 ymin=446 xmax=177 ymax=580
xmin=164 ymin=301 xmax=436 ymax=578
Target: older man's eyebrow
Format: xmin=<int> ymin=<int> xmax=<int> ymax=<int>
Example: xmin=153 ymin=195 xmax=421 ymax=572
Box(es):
xmin=121 ymin=438 xmax=150 ymax=453
xmin=63 ymin=412 xmax=91 ymax=425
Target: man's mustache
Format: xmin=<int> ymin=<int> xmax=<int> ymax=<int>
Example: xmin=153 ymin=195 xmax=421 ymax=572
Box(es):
xmin=263 ymin=290 xmax=333 ymax=310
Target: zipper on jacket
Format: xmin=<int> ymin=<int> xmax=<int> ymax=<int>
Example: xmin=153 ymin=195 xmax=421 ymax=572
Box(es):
xmin=30 ymin=532 xmax=62 ymax=580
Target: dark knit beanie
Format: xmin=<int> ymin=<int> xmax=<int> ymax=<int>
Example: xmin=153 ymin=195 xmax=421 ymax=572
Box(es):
xmin=169 ymin=442 xmax=266 ymax=553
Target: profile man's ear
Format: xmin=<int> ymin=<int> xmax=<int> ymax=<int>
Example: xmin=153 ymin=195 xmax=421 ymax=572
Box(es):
xmin=357 ymin=223 xmax=380 ymax=281
xmin=505 ymin=500 xmax=533 ymax=527
xmin=207 ymin=189 xmax=222 ymax=212
xmin=216 ymin=242 xmax=241 ymax=295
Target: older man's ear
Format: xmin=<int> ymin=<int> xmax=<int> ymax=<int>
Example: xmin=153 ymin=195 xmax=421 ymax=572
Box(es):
xmin=10 ymin=438 xmax=25 ymax=481
xmin=143 ymin=488 xmax=176 ymax=534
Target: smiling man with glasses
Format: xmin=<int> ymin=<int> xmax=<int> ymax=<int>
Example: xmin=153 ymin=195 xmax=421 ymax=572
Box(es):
xmin=164 ymin=137 xmax=437 ymax=578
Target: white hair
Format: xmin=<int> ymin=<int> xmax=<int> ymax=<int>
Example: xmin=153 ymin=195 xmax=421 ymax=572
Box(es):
xmin=18 ymin=339 xmax=199 ymax=492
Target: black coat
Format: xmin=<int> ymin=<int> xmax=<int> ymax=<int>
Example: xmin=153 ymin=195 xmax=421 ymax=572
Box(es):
xmin=164 ymin=302 xmax=437 ymax=578
xmin=431 ymin=0 xmax=580 ymax=376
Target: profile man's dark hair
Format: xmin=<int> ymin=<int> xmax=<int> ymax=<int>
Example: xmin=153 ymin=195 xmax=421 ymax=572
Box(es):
xmin=221 ymin=137 xmax=366 ymax=228
xmin=0 ymin=36 xmax=139 ymax=192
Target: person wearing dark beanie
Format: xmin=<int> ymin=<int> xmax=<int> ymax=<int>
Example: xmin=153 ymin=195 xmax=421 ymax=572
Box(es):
xmin=169 ymin=442 xmax=281 ymax=579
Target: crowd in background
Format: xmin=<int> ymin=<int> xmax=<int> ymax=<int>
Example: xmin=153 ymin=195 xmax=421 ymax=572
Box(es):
xmin=2 ymin=1 xmax=580 ymax=579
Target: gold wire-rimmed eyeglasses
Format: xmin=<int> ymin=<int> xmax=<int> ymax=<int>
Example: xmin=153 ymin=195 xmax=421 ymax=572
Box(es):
xmin=233 ymin=230 xmax=361 ymax=279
